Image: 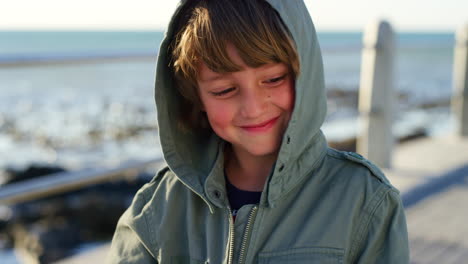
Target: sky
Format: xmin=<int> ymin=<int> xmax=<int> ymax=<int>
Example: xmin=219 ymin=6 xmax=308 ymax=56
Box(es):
xmin=0 ymin=0 xmax=466 ymax=32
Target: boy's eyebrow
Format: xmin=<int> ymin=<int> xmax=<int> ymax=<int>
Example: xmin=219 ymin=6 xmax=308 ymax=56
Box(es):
xmin=200 ymin=69 xmax=245 ymax=82
xmin=199 ymin=63 xmax=286 ymax=82
xmin=199 ymin=74 xmax=226 ymax=82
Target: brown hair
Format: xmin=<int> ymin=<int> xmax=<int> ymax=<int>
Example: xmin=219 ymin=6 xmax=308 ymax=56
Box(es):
xmin=171 ymin=0 xmax=299 ymax=131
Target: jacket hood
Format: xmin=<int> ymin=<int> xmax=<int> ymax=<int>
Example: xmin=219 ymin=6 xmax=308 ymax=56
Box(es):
xmin=154 ymin=0 xmax=328 ymax=209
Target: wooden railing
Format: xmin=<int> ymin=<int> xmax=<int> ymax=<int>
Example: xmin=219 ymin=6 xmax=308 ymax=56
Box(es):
xmin=0 ymin=158 xmax=164 ymax=205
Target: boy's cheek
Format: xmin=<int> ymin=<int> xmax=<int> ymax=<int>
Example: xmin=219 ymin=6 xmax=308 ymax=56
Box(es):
xmin=205 ymin=103 xmax=233 ymax=128
xmin=272 ymin=81 xmax=295 ymax=112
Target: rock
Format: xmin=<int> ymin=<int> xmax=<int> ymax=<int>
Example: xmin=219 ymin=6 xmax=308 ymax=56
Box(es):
xmin=328 ymin=137 xmax=357 ymax=152
xmin=13 ymin=218 xmax=81 ymax=263
xmin=398 ymin=128 xmax=428 ymax=143
xmin=328 ymin=127 xmax=428 ymax=152
xmin=2 ymin=165 xmax=66 ymax=185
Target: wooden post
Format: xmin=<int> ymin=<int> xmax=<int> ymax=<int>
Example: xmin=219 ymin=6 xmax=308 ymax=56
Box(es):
xmin=452 ymin=24 xmax=468 ymax=137
xmin=357 ymin=20 xmax=395 ymax=168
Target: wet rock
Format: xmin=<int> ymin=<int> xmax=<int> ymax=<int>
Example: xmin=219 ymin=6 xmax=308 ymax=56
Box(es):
xmin=328 ymin=126 xmax=429 ymax=152
xmin=398 ymin=128 xmax=428 ymax=143
xmin=329 ymin=137 xmax=356 ymax=152
xmin=12 ymin=218 xmax=81 ymax=263
xmin=2 ymin=164 xmax=66 ymax=185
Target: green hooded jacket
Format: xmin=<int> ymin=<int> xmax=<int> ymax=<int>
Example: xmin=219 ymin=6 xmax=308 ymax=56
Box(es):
xmin=108 ymin=0 xmax=410 ymax=263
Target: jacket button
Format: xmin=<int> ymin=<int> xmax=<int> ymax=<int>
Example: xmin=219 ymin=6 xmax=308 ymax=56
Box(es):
xmin=287 ymin=136 xmax=291 ymax=144
xmin=213 ymin=190 xmax=221 ymax=199
xmin=278 ymin=164 xmax=285 ymax=172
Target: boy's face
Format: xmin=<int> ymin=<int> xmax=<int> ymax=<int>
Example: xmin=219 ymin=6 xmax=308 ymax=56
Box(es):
xmin=197 ymin=44 xmax=295 ymax=159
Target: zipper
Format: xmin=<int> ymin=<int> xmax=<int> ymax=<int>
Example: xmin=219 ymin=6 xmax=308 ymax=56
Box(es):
xmin=238 ymin=206 xmax=258 ymax=264
xmin=227 ymin=207 xmax=235 ymax=264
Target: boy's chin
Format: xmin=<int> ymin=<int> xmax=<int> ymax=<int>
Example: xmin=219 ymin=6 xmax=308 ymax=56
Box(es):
xmin=236 ymin=143 xmax=281 ymax=159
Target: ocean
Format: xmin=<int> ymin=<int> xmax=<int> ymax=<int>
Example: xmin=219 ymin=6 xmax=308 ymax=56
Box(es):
xmin=0 ymin=30 xmax=458 ymax=264
xmin=0 ymin=31 xmax=456 ymax=172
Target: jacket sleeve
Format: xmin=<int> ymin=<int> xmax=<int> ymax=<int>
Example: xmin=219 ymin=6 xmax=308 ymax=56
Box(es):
xmin=106 ymin=210 xmax=157 ymax=264
xmin=352 ymin=188 xmax=410 ymax=264
xmin=106 ymin=177 xmax=162 ymax=264
xmin=107 ymin=168 xmax=169 ymax=263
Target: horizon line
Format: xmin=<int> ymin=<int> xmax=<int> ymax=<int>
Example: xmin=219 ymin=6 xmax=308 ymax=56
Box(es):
xmin=0 ymin=28 xmax=457 ymax=34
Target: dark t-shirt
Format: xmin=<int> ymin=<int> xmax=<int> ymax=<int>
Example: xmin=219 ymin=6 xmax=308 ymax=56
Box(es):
xmin=225 ymin=176 xmax=261 ymax=219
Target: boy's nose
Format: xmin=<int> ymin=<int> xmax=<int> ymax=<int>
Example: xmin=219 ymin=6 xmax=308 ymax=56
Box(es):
xmin=240 ymin=88 xmax=267 ymax=118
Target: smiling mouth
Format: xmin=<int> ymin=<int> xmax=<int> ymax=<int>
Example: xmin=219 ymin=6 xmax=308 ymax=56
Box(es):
xmin=240 ymin=116 xmax=280 ymax=132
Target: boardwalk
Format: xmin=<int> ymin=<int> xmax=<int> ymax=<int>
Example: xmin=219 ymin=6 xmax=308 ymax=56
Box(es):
xmin=385 ymin=136 xmax=468 ymax=264
xmin=406 ymin=178 xmax=468 ymax=264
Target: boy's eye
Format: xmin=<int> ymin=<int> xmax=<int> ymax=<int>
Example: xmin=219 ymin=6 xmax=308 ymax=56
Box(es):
xmin=264 ymin=74 xmax=286 ymax=85
xmin=211 ymin=87 xmax=235 ymax=97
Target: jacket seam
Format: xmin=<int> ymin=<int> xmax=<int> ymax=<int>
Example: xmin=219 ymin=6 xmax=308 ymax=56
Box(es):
xmin=138 ymin=168 xmax=169 ymax=254
xmin=151 ymin=166 xmax=170 ymax=183
xmin=326 ymin=149 xmax=399 ymax=193
xmin=125 ymin=191 xmax=157 ymax=260
xmin=142 ymin=191 xmax=157 ymax=253
xmin=349 ymin=185 xmax=392 ymax=262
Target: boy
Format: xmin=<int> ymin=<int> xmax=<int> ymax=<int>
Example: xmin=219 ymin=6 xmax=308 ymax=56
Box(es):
xmin=108 ymin=0 xmax=409 ymax=263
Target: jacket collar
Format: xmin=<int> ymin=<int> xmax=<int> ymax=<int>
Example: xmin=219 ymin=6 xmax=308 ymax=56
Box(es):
xmin=202 ymin=131 xmax=328 ymax=211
